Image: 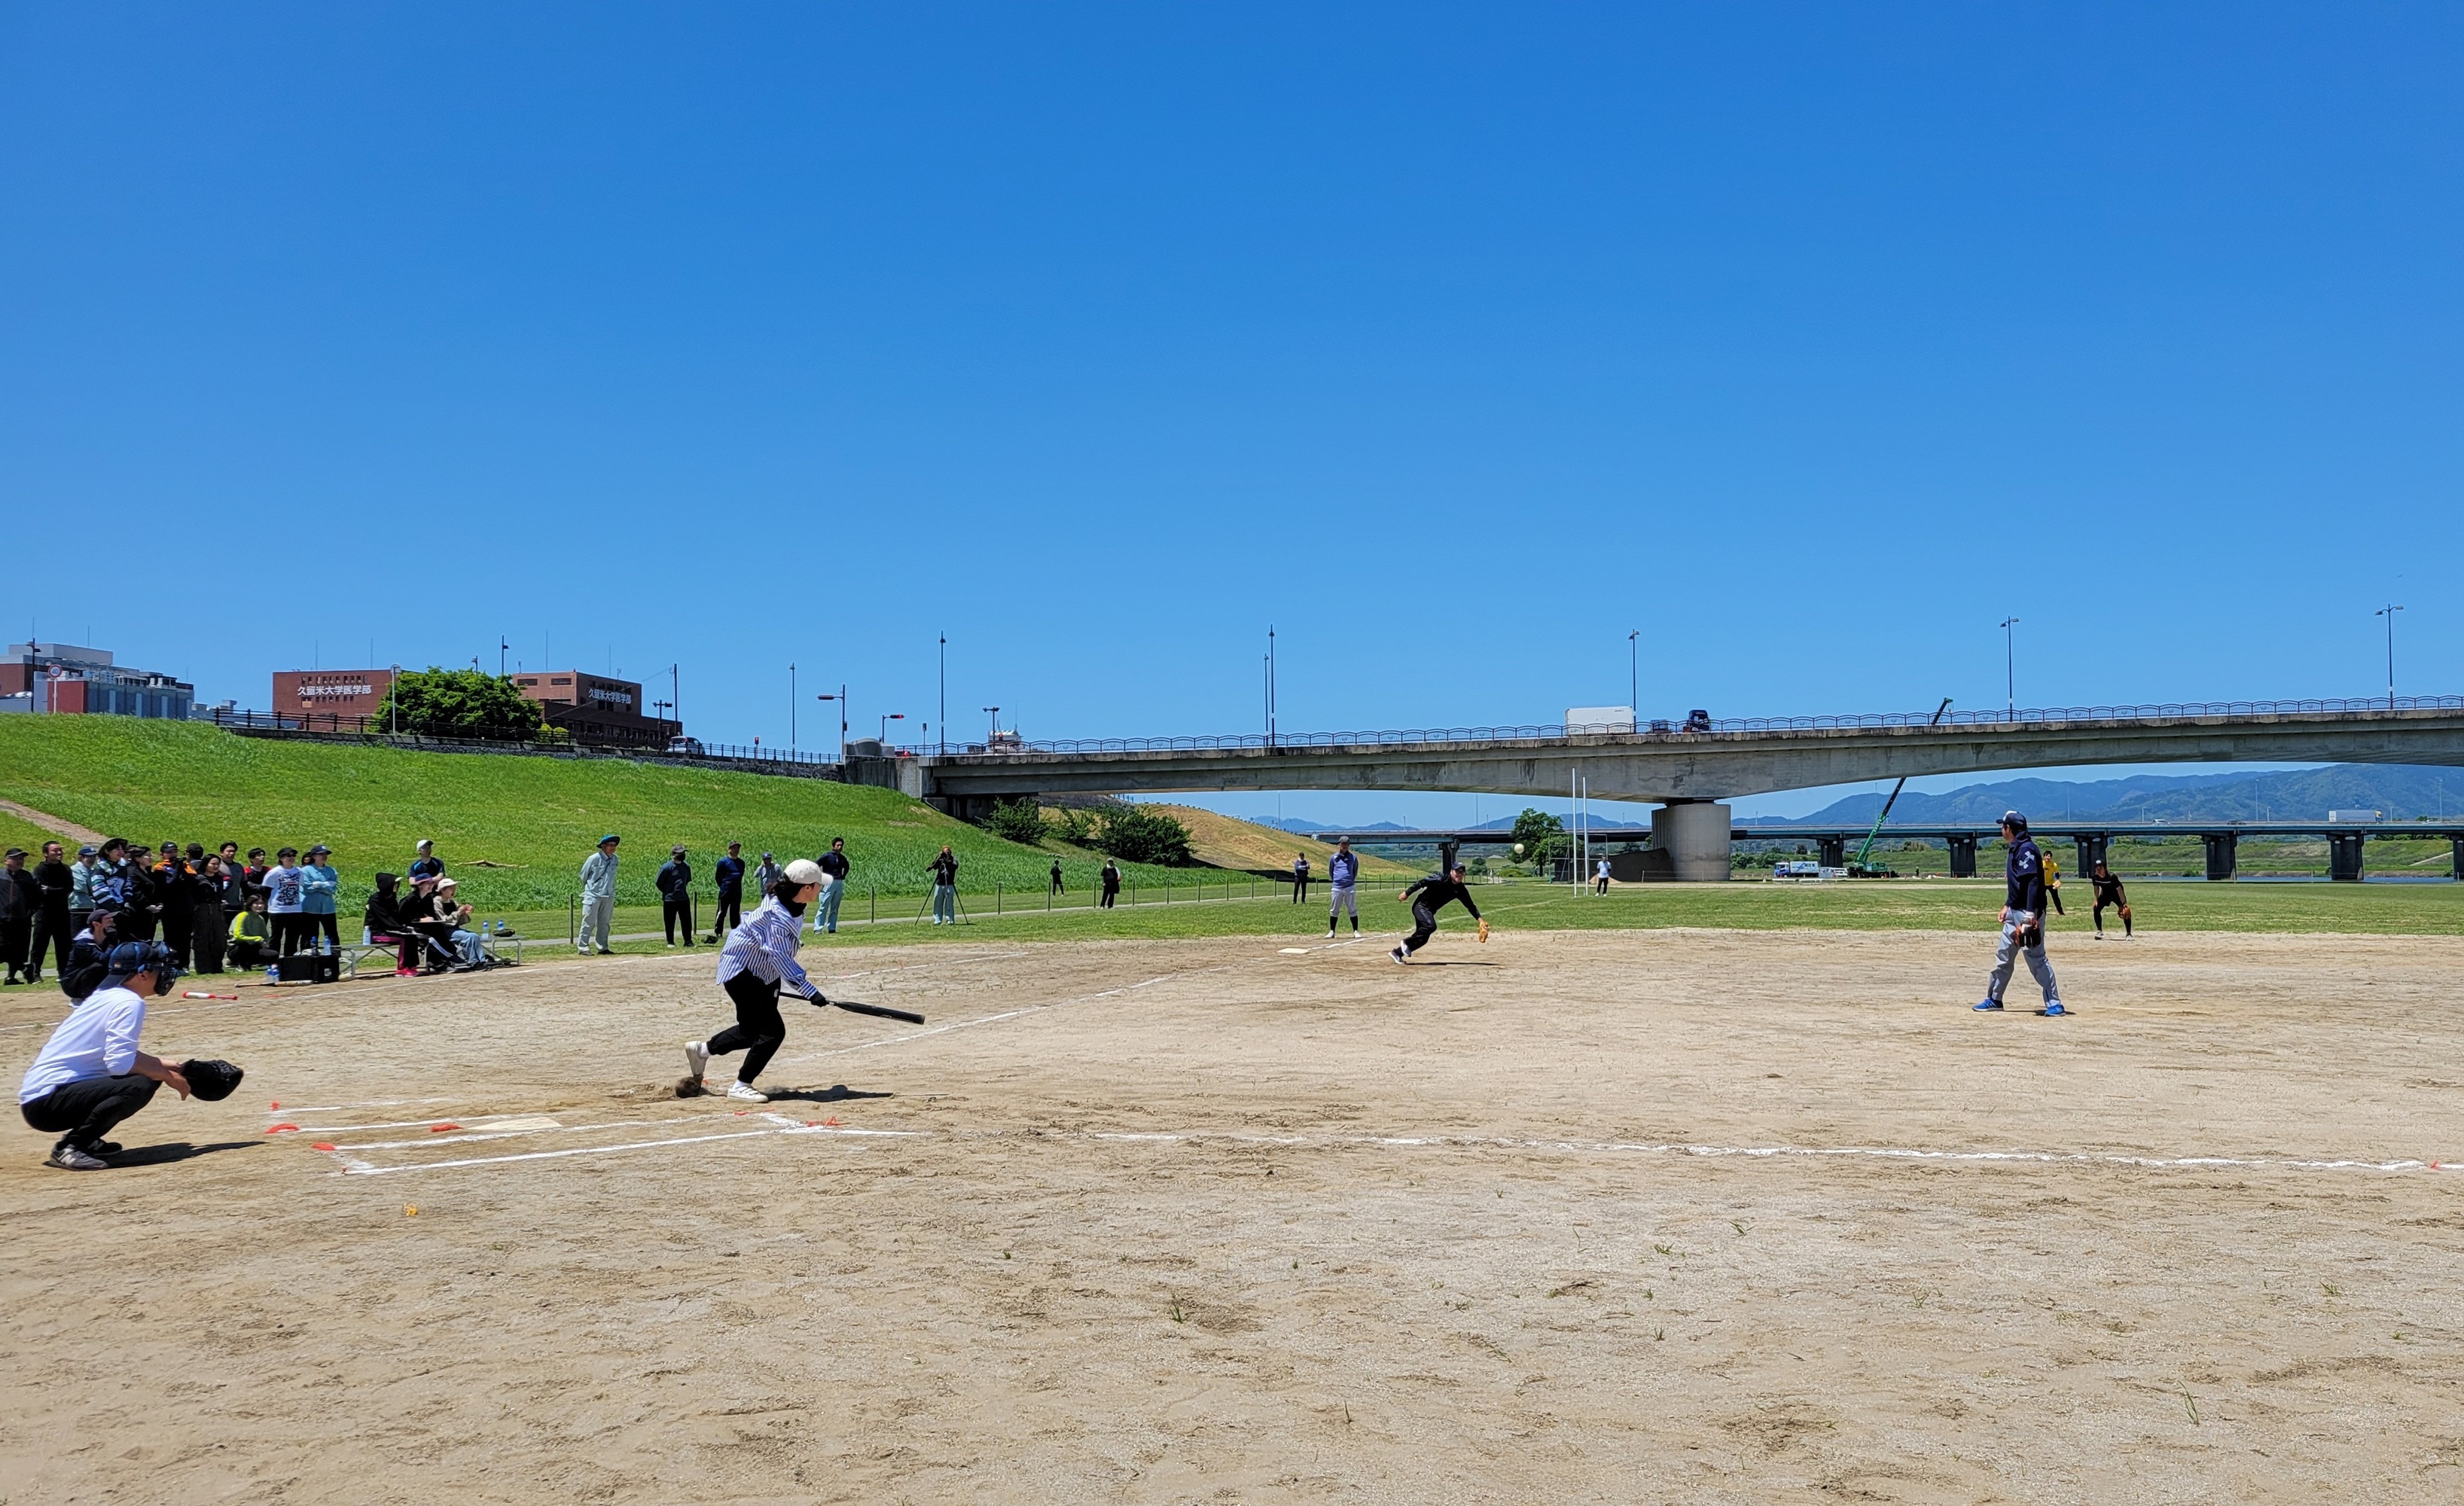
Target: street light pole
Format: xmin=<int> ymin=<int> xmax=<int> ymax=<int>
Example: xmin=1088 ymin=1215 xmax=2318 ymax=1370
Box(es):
xmin=1267 ymin=626 xmax=1277 ymax=748
xmin=1999 ymin=617 xmax=2019 ymax=721
xmin=2377 ymin=605 xmax=2406 ymax=710
xmin=982 ymin=706 xmax=1000 ymax=745
xmin=1627 ymin=629 xmax=1639 ymax=726
xmin=816 ymin=689 xmax=846 ymax=761
xmin=881 ymin=712 xmax=904 ymax=744
xmin=790 ymin=663 xmax=796 ymax=753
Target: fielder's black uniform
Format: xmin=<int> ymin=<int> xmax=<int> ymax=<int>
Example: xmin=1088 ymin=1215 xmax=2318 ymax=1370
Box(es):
xmin=1398 ymin=872 xmax=1481 ymax=956
xmin=2090 ymin=870 xmax=2132 ymax=936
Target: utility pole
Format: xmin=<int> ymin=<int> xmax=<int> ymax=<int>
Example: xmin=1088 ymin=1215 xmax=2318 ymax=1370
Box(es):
xmin=671 ymin=664 xmax=680 ymax=738
xmin=499 ymin=638 xmax=508 ymax=677
xmin=983 ymin=706 xmax=1000 ymax=745
xmin=1627 ymin=629 xmax=1639 ymax=727
xmin=2377 ymin=604 xmax=2405 ymax=710
xmin=1999 ymin=617 xmax=2019 ymax=721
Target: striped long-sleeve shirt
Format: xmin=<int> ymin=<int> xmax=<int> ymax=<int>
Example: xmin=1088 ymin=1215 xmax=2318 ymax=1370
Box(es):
xmin=713 ymin=897 xmax=815 ymax=996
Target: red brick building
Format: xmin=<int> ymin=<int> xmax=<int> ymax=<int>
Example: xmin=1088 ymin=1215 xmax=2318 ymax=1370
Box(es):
xmin=271 ymin=669 xmax=396 ymax=719
xmin=511 ymin=670 xmax=676 ymax=746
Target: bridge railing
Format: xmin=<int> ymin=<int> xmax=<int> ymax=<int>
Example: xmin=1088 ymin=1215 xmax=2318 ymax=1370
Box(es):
xmin=944 ymin=694 xmax=2464 ymax=757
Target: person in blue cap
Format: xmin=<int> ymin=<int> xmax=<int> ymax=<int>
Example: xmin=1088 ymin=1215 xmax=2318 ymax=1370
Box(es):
xmin=1975 ymin=811 xmax=2064 ymax=1017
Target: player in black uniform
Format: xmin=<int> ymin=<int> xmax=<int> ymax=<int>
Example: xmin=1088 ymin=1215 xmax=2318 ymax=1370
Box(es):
xmin=2089 ymin=860 xmax=2132 ymax=938
xmin=1975 ymin=811 xmax=2064 ymax=1015
xmin=1391 ymin=861 xmax=1489 ymax=963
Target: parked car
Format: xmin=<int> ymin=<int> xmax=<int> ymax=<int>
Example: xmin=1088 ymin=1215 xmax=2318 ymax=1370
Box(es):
xmin=666 ymin=735 xmax=706 ymax=756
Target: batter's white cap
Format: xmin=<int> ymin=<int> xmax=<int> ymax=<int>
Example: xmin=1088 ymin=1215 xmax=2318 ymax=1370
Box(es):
xmin=783 ymin=858 xmax=826 ymax=886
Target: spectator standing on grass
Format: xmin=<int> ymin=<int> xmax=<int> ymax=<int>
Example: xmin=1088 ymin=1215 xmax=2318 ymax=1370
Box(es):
xmin=152 ymin=842 xmax=194 ymax=969
xmin=29 ymin=841 xmax=74 ymax=984
xmin=709 ymin=841 xmax=746 ymax=941
xmin=1 ymin=849 xmax=33 ymax=985
xmin=302 ymin=845 xmax=340 ymax=953
xmin=116 ymin=844 xmax=159 ymax=941
xmin=815 ymin=838 xmax=849 ymax=934
xmin=927 ymin=844 xmax=959 ymax=925
xmin=1594 ymin=856 xmax=1612 ymax=895
xmin=578 ymin=835 xmax=619 ymax=955
xmin=262 ymin=847 xmax=308 ymax=959
xmin=190 ymin=854 xmax=230 ymax=974
xmin=1099 ymin=860 xmax=1121 ymax=909
xmin=68 ymin=843 xmax=102 ymax=940
xmin=1050 ymin=859 xmax=1064 ymax=896
xmin=213 ymin=845 xmax=249 ymax=932
xmin=409 ymin=840 xmax=443 ymax=883
xmin=753 ymin=851 xmax=783 ymax=898
xmin=242 ymin=848 xmax=270 ymax=907
xmin=657 ymin=845 xmax=697 ymax=947
xmin=1291 ymin=853 xmax=1310 ymax=904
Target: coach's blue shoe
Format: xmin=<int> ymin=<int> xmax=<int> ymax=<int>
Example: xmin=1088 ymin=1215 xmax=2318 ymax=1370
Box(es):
xmin=2040 ymin=1002 xmax=2066 ymax=1017
xmin=1972 ymin=999 xmax=2003 ymax=1011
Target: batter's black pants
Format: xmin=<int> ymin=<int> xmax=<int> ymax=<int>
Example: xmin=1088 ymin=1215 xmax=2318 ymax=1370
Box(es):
xmin=29 ymin=901 xmax=72 ymax=980
xmin=663 ymin=898 xmax=695 ymax=944
xmin=1401 ymin=902 xmax=1441 ymax=955
xmin=711 ymin=892 xmax=741 ymax=937
xmin=709 ymin=971 xmax=786 ymax=1084
xmin=21 ymin=1075 xmax=159 ymax=1154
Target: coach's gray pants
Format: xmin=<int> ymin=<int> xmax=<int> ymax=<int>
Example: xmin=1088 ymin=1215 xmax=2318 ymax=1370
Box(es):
xmin=1328 ymin=885 xmax=1357 ymax=924
xmin=1986 ymin=919 xmax=2060 ymax=1006
xmin=578 ymin=894 xmax=615 ymax=953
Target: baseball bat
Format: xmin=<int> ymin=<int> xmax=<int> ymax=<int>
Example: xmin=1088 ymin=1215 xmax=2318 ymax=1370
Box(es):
xmin=809 ymin=995 xmax=926 ymax=1025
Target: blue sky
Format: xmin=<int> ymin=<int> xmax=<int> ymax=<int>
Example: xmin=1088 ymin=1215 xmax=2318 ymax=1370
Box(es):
xmin=5 ymin=4 xmax=2456 ymax=823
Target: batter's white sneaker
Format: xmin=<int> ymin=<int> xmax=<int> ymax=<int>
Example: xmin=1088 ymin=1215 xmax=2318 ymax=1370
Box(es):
xmin=726 ymin=1081 xmax=768 ymax=1103
xmin=685 ymin=1041 xmax=709 ymax=1083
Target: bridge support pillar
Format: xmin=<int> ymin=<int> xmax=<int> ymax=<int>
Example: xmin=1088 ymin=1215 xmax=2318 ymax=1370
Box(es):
xmin=1651 ymin=800 xmax=1733 ymax=882
xmin=1947 ymin=835 xmax=1978 ymax=878
xmin=2074 ymin=834 xmax=2109 ymax=880
xmin=2328 ymin=832 xmax=2365 ymax=882
xmin=2201 ymin=834 xmax=2237 ymax=881
xmin=1816 ymin=837 xmax=1846 ymax=868
xmin=1438 ymin=839 xmax=1460 ymax=875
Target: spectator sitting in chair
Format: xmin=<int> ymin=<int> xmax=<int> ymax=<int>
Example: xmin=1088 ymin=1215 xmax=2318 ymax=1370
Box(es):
xmin=404 ymin=872 xmax=462 ymax=973
xmin=227 ymin=892 xmax=273 ymax=971
xmin=363 ymin=873 xmax=420 ymax=977
xmin=434 ymin=876 xmax=485 ymax=967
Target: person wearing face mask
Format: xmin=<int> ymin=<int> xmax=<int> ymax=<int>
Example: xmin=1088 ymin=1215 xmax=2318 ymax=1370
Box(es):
xmin=682 ymin=860 xmax=831 ymax=1104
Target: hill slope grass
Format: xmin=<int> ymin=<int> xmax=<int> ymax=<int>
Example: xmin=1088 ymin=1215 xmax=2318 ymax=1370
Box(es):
xmin=0 ymin=718 xmax=1211 ymax=919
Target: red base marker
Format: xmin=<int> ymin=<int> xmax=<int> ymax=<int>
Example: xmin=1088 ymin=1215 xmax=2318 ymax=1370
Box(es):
xmin=428 ymin=1123 xmax=462 ymax=1133
xmin=266 ymin=1123 xmax=300 ymax=1134
xmin=311 ymin=1142 xmax=337 ymax=1151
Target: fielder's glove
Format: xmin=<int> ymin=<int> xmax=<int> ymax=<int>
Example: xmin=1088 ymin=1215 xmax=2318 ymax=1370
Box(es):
xmin=1477 ymin=919 xmax=1490 ymax=944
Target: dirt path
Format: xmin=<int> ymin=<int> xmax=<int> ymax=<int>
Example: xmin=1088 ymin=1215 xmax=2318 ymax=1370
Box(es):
xmin=0 ymin=797 xmax=104 ymax=846
xmin=2 ymin=928 xmax=2459 ymax=1502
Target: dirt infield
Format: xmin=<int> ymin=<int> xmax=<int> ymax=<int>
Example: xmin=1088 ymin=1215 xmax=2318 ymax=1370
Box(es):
xmin=4 ymin=927 xmax=2460 ymax=1502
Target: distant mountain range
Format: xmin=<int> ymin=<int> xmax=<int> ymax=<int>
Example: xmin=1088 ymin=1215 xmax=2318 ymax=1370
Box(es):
xmin=1766 ymin=765 xmax=2464 ymax=827
xmin=1249 ymin=764 xmax=2464 ymax=834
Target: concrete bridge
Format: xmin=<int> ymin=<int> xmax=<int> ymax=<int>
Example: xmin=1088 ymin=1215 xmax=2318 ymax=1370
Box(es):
xmin=865 ymin=695 xmax=2464 ymax=880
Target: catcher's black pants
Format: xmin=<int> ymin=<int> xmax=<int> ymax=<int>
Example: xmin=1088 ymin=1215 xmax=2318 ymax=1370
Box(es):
xmin=663 ymin=898 xmax=695 ymax=944
xmin=1401 ymin=902 xmax=1441 ymax=955
xmin=709 ymin=971 xmax=785 ymax=1084
xmin=21 ymin=1075 xmax=158 ymax=1153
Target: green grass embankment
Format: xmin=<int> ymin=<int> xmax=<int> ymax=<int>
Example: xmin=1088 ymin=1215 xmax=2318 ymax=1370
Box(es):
xmin=0 ymin=717 xmax=1206 ymax=921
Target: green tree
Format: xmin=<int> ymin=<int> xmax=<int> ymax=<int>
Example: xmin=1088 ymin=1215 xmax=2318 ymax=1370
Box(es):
xmin=1509 ymin=807 xmax=1566 ymax=863
xmin=1094 ymin=806 xmax=1194 ymax=866
xmin=980 ymin=797 xmax=1049 ymax=846
xmin=374 ymin=668 xmax=550 ymax=740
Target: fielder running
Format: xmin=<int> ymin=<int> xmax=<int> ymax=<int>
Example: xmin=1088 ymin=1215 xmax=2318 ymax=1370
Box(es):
xmin=685 ymin=860 xmax=831 ymax=1102
xmin=1975 ymin=811 xmax=2064 ymax=1016
xmin=1325 ymin=837 xmax=1361 ymax=937
xmin=1391 ymin=861 xmax=1489 ymax=963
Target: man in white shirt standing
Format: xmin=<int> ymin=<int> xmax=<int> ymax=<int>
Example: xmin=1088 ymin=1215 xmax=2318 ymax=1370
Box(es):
xmin=18 ymin=941 xmax=191 ymax=1170
xmin=261 ymin=846 xmax=309 ymax=959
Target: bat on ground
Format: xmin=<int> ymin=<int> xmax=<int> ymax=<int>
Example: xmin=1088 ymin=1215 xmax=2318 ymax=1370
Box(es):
xmin=808 ymin=995 xmax=926 ymax=1025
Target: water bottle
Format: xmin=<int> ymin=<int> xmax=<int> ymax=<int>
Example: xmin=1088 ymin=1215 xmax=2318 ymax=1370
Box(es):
xmin=265 ymin=963 xmax=279 ymax=984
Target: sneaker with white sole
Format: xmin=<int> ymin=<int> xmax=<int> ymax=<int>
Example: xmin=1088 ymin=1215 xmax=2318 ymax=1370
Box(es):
xmin=1390 ymin=945 xmax=1409 ymax=964
xmin=46 ymin=1144 xmax=109 ymax=1171
xmin=726 ymin=1081 xmax=768 ymax=1103
xmin=685 ymin=1041 xmax=709 ymax=1082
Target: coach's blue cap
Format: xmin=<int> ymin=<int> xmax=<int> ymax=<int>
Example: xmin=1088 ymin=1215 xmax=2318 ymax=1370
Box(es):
xmin=599 ymin=834 xmax=620 ymax=845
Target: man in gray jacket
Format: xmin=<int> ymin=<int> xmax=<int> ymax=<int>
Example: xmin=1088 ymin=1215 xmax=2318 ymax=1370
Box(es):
xmin=578 ymin=834 xmax=620 ymax=954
